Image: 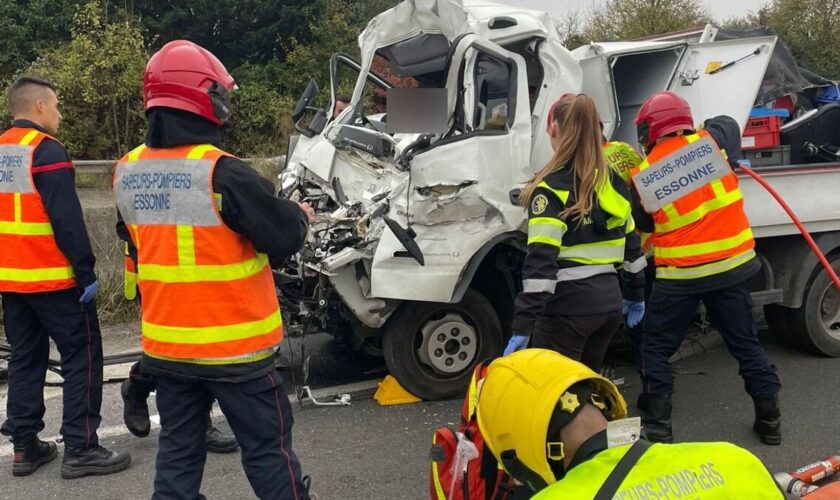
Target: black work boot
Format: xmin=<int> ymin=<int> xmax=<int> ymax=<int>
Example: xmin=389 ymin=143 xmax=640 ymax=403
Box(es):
xmin=753 ymin=393 xmax=782 ymax=445
xmin=61 ymin=445 xmax=131 ymax=479
xmin=303 ymin=475 xmax=315 ymax=500
xmin=121 ymin=378 xmax=151 ymax=437
xmin=206 ymin=425 xmax=239 ymax=454
xmin=638 ymin=393 xmax=674 ymax=443
xmin=12 ymin=434 xmax=58 ymax=477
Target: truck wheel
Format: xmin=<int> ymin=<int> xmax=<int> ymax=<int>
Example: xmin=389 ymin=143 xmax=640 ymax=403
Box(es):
xmin=382 ymin=288 xmax=503 ymax=400
xmin=791 ymin=258 xmax=840 ymax=357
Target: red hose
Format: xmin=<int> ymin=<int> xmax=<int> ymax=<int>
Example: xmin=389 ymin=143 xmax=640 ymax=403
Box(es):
xmin=738 ymin=164 xmax=840 ymax=292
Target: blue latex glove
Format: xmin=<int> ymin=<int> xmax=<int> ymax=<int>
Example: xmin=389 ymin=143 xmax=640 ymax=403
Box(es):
xmin=623 ymin=300 xmax=645 ymax=328
xmin=503 ymin=333 xmax=530 ymax=356
xmin=79 ymin=281 xmax=99 ymax=304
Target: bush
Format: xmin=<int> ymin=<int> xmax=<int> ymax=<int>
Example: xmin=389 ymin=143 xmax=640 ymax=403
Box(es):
xmin=222 ymin=82 xmax=296 ymax=158
xmin=27 ymin=0 xmax=147 ymax=160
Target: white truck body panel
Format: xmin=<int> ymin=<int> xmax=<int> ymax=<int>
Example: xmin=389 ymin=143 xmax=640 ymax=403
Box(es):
xmin=741 ymin=166 xmax=840 ymax=238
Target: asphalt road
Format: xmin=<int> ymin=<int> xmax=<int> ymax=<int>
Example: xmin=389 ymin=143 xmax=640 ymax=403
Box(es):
xmin=1 ymin=330 xmax=839 ymax=499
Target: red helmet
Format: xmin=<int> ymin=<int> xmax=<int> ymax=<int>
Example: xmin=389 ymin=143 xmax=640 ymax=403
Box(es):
xmin=634 ymin=91 xmax=693 ymax=148
xmin=144 ymin=40 xmax=235 ymax=125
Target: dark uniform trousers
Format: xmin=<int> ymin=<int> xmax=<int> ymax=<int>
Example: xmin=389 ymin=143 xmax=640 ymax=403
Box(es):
xmin=628 ymin=258 xmax=656 ymax=366
xmin=0 ymin=288 xmax=103 ymax=449
xmin=533 ymin=312 xmax=623 ymax=373
xmin=127 ymin=359 xmax=156 ymax=397
xmin=640 ymin=278 xmax=781 ymax=397
xmin=153 ymin=369 xmax=307 ymax=500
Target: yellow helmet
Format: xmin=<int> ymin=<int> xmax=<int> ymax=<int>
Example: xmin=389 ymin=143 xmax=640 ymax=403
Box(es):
xmin=476 ymin=349 xmax=627 ymax=487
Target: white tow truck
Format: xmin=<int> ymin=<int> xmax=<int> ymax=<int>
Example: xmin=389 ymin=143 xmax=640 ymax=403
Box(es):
xmin=279 ymin=0 xmax=840 ymax=400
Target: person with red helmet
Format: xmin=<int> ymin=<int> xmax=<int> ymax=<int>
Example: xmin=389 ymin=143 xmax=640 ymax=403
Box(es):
xmin=628 ymin=91 xmax=781 ymax=445
xmin=113 ymin=40 xmax=313 ymax=499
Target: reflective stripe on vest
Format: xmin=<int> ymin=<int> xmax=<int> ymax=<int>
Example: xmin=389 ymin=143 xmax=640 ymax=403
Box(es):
xmin=559 ymin=238 xmax=625 ymax=264
xmin=532 ymin=441 xmax=784 ymax=499
xmin=528 ymin=217 xmax=567 ymax=247
xmin=656 ymin=249 xmax=756 ymax=280
xmin=114 ymin=144 xmax=282 ymax=365
xmin=522 ymin=264 xmax=617 ymax=294
xmin=0 ymin=128 xmax=75 ymax=292
xmin=603 ymin=141 xmax=642 ymax=183
xmin=123 ymin=242 xmax=137 ymax=300
xmin=531 ymin=179 xmax=630 ymax=266
xmin=629 ymin=131 xmax=754 ymax=277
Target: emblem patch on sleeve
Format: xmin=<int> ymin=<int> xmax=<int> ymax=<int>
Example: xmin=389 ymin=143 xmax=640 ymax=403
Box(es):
xmin=531 ymin=194 xmax=549 ymax=215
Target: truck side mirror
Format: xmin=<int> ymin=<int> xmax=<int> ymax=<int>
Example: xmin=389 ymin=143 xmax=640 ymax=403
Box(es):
xmin=292 ymin=80 xmax=319 ymax=122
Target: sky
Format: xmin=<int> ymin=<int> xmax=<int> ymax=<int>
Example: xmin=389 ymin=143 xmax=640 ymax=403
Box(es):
xmin=496 ymin=0 xmax=767 ymax=22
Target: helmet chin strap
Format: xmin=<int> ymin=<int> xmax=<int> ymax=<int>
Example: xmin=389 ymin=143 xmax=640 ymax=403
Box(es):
xmin=208 ymin=82 xmax=232 ymax=123
xmin=499 ymin=450 xmax=549 ymax=494
xmin=545 ymin=382 xmax=611 ymax=482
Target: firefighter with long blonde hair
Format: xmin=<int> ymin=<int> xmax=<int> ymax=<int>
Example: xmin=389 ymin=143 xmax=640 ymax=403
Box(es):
xmin=505 ymin=94 xmax=646 ymax=372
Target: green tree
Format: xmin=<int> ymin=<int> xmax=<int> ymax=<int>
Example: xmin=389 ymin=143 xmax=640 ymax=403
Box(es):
xmin=28 ymin=0 xmax=147 ymax=159
xmin=280 ymin=0 xmax=361 ymax=98
xmin=556 ymin=9 xmax=588 ymax=50
xmin=129 ymin=0 xmax=313 ymax=68
xmin=280 ymin=0 xmax=400 ymax=99
xmin=222 ymin=82 xmax=295 ymax=158
xmin=720 ymin=7 xmax=770 ymax=30
xmin=763 ymin=0 xmax=840 ymax=79
xmin=0 ymin=0 xmax=84 ymax=80
xmin=584 ymin=0 xmax=711 ymax=41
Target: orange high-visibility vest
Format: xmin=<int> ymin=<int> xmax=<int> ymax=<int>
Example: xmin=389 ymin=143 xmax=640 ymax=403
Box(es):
xmin=0 ymin=128 xmax=75 ymax=292
xmin=603 ymin=141 xmax=643 ymax=183
xmin=630 ymin=130 xmax=755 ymax=280
xmin=113 ymin=144 xmax=282 ymax=365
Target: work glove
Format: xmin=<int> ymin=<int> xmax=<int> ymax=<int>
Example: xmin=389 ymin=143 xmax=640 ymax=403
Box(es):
xmin=623 ymin=300 xmax=645 ymax=329
xmin=79 ymin=281 xmax=99 ymax=304
xmin=503 ymin=333 xmax=530 ymax=356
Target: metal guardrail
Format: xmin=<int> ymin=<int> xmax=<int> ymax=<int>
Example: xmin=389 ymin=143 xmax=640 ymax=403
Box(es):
xmin=74 ymin=158 xmax=265 ymax=175
xmin=74 ymin=159 xmax=256 ymax=174
xmin=74 ymin=160 xmax=115 ymax=174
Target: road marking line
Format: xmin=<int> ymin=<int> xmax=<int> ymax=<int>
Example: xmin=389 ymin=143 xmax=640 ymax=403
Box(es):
xmin=0 ymin=378 xmax=380 ymax=455
xmin=0 ymin=408 xmax=226 ymax=456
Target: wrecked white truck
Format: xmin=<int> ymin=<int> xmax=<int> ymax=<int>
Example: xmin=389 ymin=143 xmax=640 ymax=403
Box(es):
xmin=278 ymin=0 xmax=840 ymax=400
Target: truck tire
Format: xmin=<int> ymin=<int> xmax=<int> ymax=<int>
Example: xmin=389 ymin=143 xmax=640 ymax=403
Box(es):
xmin=790 ymin=258 xmax=840 ymax=357
xmin=382 ymin=288 xmax=503 ymax=400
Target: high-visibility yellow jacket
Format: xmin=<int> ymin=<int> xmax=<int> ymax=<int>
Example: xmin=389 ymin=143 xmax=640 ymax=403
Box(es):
xmin=603 ymin=141 xmax=642 ymax=184
xmin=512 ymin=168 xmax=645 ymax=332
xmin=534 ymin=441 xmax=784 ymax=499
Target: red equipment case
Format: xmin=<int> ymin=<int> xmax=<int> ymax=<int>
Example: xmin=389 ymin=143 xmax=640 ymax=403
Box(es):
xmin=742 ymin=115 xmax=781 ymax=151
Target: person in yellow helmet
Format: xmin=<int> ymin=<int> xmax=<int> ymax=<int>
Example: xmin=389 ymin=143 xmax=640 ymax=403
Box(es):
xmin=476 ymin=349 xmax=785 ymax=499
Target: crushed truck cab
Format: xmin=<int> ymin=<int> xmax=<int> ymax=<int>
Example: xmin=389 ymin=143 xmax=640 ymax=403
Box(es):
xmin=279 ymin=0 xmax=840 ymax=400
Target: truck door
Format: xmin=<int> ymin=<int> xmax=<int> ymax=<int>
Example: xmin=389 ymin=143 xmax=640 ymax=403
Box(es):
xmin=668 ymin=36 xmax=777 ymax=132
xmin=423 ymin=33 xmax=534 ymax=185
xmin=578 ymin=49 xmax=620 ymax=139
xmin=370 ymin=33 xmax=532 ymax=303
